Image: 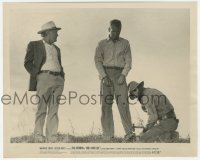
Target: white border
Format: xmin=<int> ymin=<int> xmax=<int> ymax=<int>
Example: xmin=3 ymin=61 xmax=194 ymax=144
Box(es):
xmin=0 ymin=0 xmax=199 ymax=160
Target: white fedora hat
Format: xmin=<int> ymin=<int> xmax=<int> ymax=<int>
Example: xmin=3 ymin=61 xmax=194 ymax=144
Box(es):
xmin=37 ymin=21 xmax=61 ymax=34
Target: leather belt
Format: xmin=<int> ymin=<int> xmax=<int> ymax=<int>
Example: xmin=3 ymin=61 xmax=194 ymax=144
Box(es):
xmin=39 ymin=70 xmax=61 ymax=76
xmin=158 ymin=110 xmax=176 ymax=121
xmin=104 ymin=66 xmax=124 ymax=70
xmin=158 ymin=115 xmax=179 ymax=124
xmin=160 ymin=115 xmax=171 ymax=120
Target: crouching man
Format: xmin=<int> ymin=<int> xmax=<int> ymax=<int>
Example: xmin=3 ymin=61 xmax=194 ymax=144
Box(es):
xmin=128 ymin=81 xmax=179 ymax=142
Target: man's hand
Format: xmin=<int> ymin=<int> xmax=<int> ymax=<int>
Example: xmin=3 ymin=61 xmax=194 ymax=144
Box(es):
xmin=118 ymin=74 xmax=125 ymax=85
xmin=143 ymin=122 xmax=156 ymax=133
xmin=142 ymin=127 xmax=148 ymax=133
xmin=103 ymin=76 xmax=112 ymax=87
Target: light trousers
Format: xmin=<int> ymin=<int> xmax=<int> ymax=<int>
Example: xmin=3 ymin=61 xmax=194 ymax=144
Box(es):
xmin=34 ymin=73 xmax=64 ymax=139
xmin=101 ymin=68 xmax=133 ymax=138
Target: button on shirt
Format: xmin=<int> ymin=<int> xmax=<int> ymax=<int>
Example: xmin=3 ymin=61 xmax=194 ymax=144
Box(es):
xmin=41 ymin=41 xmax=61 ymax=72
xmin=95 ymin=37 xmax=132 ymax=78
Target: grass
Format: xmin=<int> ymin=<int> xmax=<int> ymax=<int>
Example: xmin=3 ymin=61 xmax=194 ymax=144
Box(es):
xmin=10 ymin=133 xmax=124 ymax=143
xmin=10 ymin=133 xmax=190 ymax=143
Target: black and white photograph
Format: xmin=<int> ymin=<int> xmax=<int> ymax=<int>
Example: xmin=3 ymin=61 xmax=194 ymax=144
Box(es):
xmin=2 ymin=2 xmax=197 ymax=158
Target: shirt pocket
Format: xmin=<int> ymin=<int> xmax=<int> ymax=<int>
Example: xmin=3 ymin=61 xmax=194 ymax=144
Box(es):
xmin=117 ymin=50 xmax=126 ymax=63
xmin=116 ymin=44 xmax=126 ymax=57
xmin=118 ymin=50 xmax=125 ymax=56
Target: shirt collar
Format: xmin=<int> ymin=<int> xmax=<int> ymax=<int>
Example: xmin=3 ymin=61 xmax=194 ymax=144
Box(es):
xmin=42 ymin=40 xmax=54 ymax=46
xmin=106 ymin=36 xmax=122 ymax=42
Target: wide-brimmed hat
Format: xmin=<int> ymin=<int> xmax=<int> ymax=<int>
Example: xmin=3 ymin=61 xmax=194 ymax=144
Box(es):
xmin=128 ymin=81 xmax=144 ymax=93
xmin=37 ymin=21 xmax=61 ymax=34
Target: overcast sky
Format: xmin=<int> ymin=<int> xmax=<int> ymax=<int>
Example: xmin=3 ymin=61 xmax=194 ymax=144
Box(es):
xmin=7 ymin=6 xmax=190 ymax=137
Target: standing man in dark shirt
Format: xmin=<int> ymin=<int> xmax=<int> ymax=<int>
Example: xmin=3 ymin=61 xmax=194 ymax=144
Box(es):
xmin=128 ymin=81 xmax=179 ymax=142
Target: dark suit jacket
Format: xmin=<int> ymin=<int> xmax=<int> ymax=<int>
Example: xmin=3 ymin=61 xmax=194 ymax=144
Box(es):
xmin=24 ymin=40 xmax=65 ymax=91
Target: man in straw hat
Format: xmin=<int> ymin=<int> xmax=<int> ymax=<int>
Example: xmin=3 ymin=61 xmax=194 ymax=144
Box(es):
xmin=128 ymin=81 xmax=179 ymax=142
xmin=95 ymin=19 xmax=135 ymax=142
xmin=24 ymin=21 xmax=65 ymax=142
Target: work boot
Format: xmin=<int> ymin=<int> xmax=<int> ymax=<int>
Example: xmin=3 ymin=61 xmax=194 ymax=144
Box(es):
xmin=34 ymin=135 xmax=46 ymax=143
xmin=170 ymin=131 xmax=179 ymax=141
xmin=47 ymin=135 xmax=58 ymax=143
xmin=102 ymin=135 xmax=114 ymax=142
xmin=123 ymin=132 xmax=136 ymax=143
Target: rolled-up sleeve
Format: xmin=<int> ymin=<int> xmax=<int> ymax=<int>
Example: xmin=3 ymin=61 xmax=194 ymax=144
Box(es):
xmin=122 ymin=41 xmax=132 ymax=76
xmin=94 ymin=42 xmax=106 ymax=78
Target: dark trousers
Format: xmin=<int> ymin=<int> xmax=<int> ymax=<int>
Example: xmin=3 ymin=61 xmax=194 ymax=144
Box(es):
xmin=140 ymin=118 xmax=178 ymax=142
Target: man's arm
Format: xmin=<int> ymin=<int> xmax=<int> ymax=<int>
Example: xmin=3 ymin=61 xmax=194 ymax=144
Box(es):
xmin=24 ymin=42 xmax=39 ymax=76
xmin=121 ymin=41 xmax=132 ymax=76
xmin=60 ymin=67 xmax=65 ymax=79
xmin=143 ymin=102 xmax=158 ymax=132
xmin=117 ymin=41 xmax=132 ymax=85
xmin=56 ymin=46 xmax=65 ymax=79
xmin=94 ymin=42 xmax=106 ymax=78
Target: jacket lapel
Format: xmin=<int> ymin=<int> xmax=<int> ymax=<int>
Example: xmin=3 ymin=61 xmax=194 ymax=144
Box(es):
xmin=39 ymin=40 xmax=46 ymax=65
